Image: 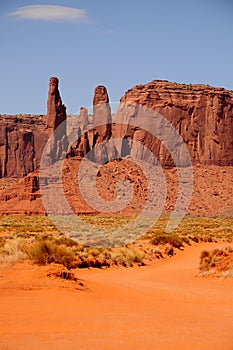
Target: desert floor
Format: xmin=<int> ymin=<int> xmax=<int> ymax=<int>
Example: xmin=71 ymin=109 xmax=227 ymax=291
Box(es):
xmin=0 ymin=242 xmax=232 ymax=350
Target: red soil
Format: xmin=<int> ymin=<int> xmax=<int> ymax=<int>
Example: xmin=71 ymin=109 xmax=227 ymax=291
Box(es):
xmin=0 ymin=242 xmax=232 ymax=349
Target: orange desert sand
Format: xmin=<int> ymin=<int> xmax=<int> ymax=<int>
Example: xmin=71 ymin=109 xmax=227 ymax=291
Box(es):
xmin=0 ymin=242 xmax=232 ymax=350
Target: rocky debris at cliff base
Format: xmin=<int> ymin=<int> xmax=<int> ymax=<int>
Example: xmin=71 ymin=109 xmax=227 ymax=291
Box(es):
xmin=0 ymin=160 xmax=232 ymax=217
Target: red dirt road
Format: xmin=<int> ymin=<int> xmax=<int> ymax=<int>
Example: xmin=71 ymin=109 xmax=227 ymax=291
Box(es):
xmin=0 ymin=242 xmax=233 ymax=349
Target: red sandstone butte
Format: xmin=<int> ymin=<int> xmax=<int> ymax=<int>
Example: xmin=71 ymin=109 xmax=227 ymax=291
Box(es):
xmin=116 ymin=80 xmax=233 ymax=166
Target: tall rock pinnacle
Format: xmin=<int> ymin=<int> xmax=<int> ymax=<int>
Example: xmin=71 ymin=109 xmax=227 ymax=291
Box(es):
xmin=93 ymin=86 xmax=111 ymax=141
xmin=46 ymin=77 xmax=67 ymax=136
xmin=45 ymin=77 xmax=67 ymax=163
xmin=79 ymin=107 xmax=89 ymax=132
xmin=91 ymin=86 xmax=117 ymax=162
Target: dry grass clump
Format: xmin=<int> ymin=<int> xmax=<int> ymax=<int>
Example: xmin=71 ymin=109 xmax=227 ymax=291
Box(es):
xmin=54 ymin=236 xmax=80 ymax=247
xmin=199 ymin=246 xmax=233 ymax=277
xmin=73 ymin=246 xmax=112 ymax=269
xmin=0 ymin=237 xmax=27 ymax=263
xmin=164 ymin=244 xmax=175 ymax=256
xmin=72 ymin=246 xmax=145 ymax=268
xmin=150 ymin=233 xmax=184 ymax=249
xmin=0 ymin=237 xmax=6 ymax=248
xmin=111 ymin=247 xmax=145 ymax=267
xmin=25 ymin=240 xmax=75 ymax=269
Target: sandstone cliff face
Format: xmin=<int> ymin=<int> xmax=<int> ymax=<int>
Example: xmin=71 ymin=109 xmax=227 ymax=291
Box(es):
xmin=0 ymin=115 xmax=48 ymax=178
xmin=1 ymin=79 xmax=233 ymax=181
xmin=0 ymin=77 xmax=68 ymax=179
xmin=116 ymin=80 xmax=233 ymax=166
xmin=0 ymin=125 xmax=7 ymax=177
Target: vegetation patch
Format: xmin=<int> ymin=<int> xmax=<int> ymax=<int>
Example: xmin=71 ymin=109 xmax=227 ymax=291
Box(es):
xmin=0 ymin=237 xmax=27 ymax=263
xmin=0 ymin=235 xmax=146 ymax=269
xmin=0 ymin=216 xmax=232 ymax=269
xmin=0 ymin=216 xmax=58 ymax=236
xmin=150 ymin=233 xmax=184 ymax=248
xmin=199 ymin=246 xmax=233 ymax=277
xmin=110 ymin=247 xmax=145 ymax=267
xmin=25 ymin=240 xmax=75 ymax=268
xmin=145 ymin=217 xmax=233 ymax=243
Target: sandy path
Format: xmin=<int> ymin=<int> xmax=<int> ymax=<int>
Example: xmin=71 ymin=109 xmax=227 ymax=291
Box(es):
xmin=0 ymin=242 xmax=233 ymax=350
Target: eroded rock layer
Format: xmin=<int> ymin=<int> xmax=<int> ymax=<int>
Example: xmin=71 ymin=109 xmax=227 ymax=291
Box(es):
xmin=0 ymin=115 xmax=47 ymax=178
xmin=0 ymin=79 xmax=233 ymax=216
xmin=0 ymin=77 xmax=69 ymax=179
xmin=117 ymin=80 xmax=233 ymax=166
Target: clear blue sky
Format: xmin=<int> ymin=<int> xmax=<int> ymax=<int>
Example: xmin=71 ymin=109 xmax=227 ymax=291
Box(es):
xmin=0 ymin=0 xmax=233 ymax=115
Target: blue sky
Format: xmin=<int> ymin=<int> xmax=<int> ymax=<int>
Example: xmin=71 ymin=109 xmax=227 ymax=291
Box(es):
xmin=0 ymin=0 xmax=233 ymax=115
